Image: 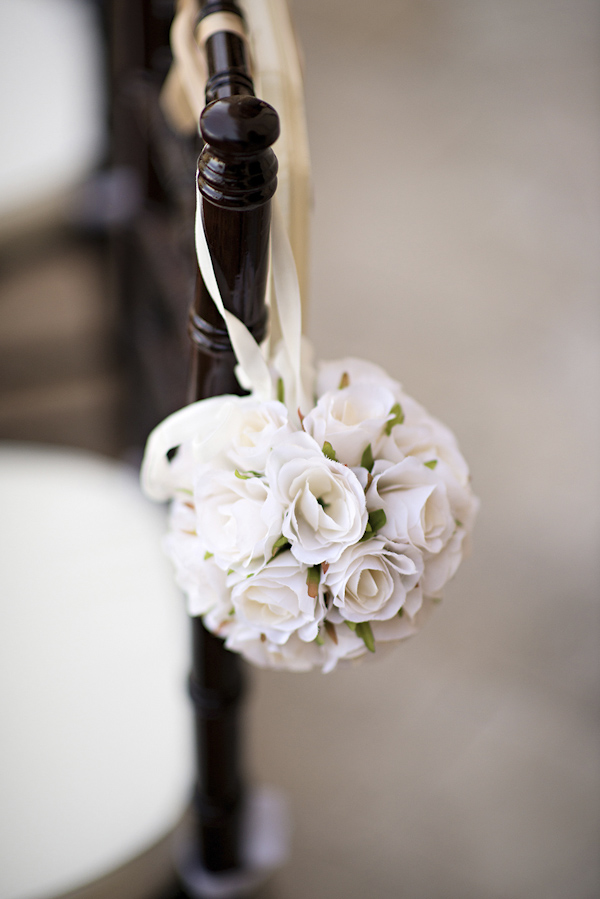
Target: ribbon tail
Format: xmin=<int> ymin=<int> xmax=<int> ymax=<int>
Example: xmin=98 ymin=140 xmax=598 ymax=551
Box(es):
xmin=194 ymin=187 xmax=273 ymax=400
xmin=270 ymin=196 xmax=307 ymax=415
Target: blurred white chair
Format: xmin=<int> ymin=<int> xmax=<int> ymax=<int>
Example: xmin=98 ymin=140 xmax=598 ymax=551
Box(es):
xmin=0 ymin=444 xmax=193 ymax=899
xmin=0 ymin=6 xmax=194 ymax=896
xmin=0 ymin=0 xmax=103 ymax=233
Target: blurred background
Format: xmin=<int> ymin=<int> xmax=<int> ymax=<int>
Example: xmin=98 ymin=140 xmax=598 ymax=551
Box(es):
xmin=0 ymin=1 xmax=598 ymax=898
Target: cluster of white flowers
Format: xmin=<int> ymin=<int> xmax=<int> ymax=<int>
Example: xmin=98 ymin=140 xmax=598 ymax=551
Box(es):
xmin=143 ymin=356 xmax=478 ymax=672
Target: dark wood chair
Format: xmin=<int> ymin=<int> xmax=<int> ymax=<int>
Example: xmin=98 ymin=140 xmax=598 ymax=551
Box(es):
xmin=109 ymin=1 xmax=298 ymax=894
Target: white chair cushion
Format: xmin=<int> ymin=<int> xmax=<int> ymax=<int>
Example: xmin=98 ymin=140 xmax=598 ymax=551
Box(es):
xmin=0 ymin=444 xmax=193 ymax=899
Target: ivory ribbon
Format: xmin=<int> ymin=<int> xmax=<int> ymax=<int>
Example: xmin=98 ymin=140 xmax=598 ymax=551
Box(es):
xmin=194 ymin=187 xmax=306 ymax=415
xmin=194 ymin=187 xmax=272 ymax=401
xmin=141 ymin=186 xmax=307 ymax=499
xmin=162 ymin=0 xmax=207 ymax=129
xmin=160 ymin=0 xmax=311 ymax=316
xmin=197 ymin=12 xmax=248 ymax=45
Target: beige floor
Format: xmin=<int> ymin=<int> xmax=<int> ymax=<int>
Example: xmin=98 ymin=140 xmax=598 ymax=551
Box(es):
xmin=0 ymin=2 xmax=598 ymax=898
xmin=247 ymin=2 xmax=600 ymax=897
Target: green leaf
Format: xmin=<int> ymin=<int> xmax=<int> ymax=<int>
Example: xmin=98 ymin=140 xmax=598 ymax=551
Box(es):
xmin=360 ymin=443 xmax=374 ymax=472
xmin=338 ymin=371 xmax=350 ymax=389
xmin=356 ymin=621 xmax=375 ymax=653
xmin=345 ymin=621 xmax=357 ymax=631
xmin=384 ymin=402 xmax=404 ymax=435
xmin=322 ymin=441 xmax=337 ymax=461
xmin=277 ymin=377 xmax=285 ymax=403
xmin=203 ymin=551 xmax=214 ymax=560
xmin=424 ymin=459 xmax=438 ymax=470
xmin=271 ymin=535 xmax=290 ymax=558
xmin=368 ymin=508 xmax=387 ymax=532
xmin=234 ymin=469 xmax=250 ymax=480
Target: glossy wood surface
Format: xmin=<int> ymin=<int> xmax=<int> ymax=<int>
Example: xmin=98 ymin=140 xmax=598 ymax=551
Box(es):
xmin=188 ymin=0 xmax=280 ymax=878
xmin=189 ymin=96 xmax=278 ymax=401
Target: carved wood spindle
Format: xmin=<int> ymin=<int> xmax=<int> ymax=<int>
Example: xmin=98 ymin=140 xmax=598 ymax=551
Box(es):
xmin=186 ymin=0 xmax=280 ymax=880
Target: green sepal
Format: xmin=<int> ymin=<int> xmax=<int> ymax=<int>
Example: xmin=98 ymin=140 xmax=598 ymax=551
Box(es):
xmin=176 ymin=487 xmax=193 ymax=496
xmin=277 ymin=377 xmax=285 ymax=403
xmin=455 ymin=518 xmax=463 ymax=528
xmin=424 ymin=459 xmax=438 ymax=470
xmin=345 ymin=620 xmax=357 ymax=631
xmin=271 ymin=535 xmax=290 ymax=558
xmin=355 ymin=621 xmax=375 ymax=653
xmin=384 ymin=402 xmax=404 ymax=435
xmin=314 ymin=632 xmax=325 ymax=646
xmin=235 ymin=468 xmax=262 ymax=479
xmin=398 ymin=607 xmax=404 ymax=617
xmin=324 ymin=619 xmax=338 ymax=644
xmin=368 ymin=508 xmax=387 ymax=533
xmin=227 ymin=569 xmax=235 ymax=575
xmin=338 ymin=372 xmax=350 ymax=389
xmin=360 ymin=443 xmax=374 ymax=472
xmin=306 ymin=565 xmax=321 ymax=598
xmin=360 ymin=522 xmax=373 ymax=542
xmin=203 ymin=551 xmax=214 ymax=560
xmin=322 ymin=441 xmax=337 ymax=461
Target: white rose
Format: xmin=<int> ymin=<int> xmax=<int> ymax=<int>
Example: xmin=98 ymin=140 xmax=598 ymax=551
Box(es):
xmin=193 ymin=467 xmax=280 ymax=570
xmin=231 ymin=550 xmax=324 ymax=644
xmin=319 ymin=623 xmax=368 ymax=672
xmin=225 ymin=400 xmax=292 ymax=472
xmin=225 ymin=627 xmax=324 ymax=672
xmin=303 ymin=382 xmax=399 ymax=467
xmin=421 ymin=516 xmax=477 ymax=597
xmin=324 ymin=538 xmax=422 ymax=622
xmin=161 ymin=441 xmax=196 ymax=492
xmin=224 ymin=608 xmax=374 ymax=673
xmin=141 ymin=395 xmax=237 ymax=500
xmin=375 ymin=405 xmax=471 ymax=487
xmin=164 ymin=497 xmax=230 ymax=618
xmin=368 ymin=457 xmax=455 ymax=554
xmin=265 ymin=432 xmax=368 ymax=565
xmin=316 ymin=357 xmax=400 ymax=397
xmin=187 ymin=396 xmax=289 ymax=471
xmin=371 ymin=590 xmax=434 ymax=643
xmin=270 ymin=336 xmax=317 ymax=417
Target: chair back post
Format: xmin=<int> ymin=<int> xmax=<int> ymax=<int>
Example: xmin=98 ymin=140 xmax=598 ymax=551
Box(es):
xmin=187 ymin=0 xmax=279 ymax=876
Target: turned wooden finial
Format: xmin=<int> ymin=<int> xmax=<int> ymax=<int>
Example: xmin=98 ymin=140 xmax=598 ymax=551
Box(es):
xmin=183 ymin=1 xmax=281 ymax=880
xmin=189 ymin=92 xmax=279 ymax=400
xmin=198 ymin=95 xmax=280 ymax=208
